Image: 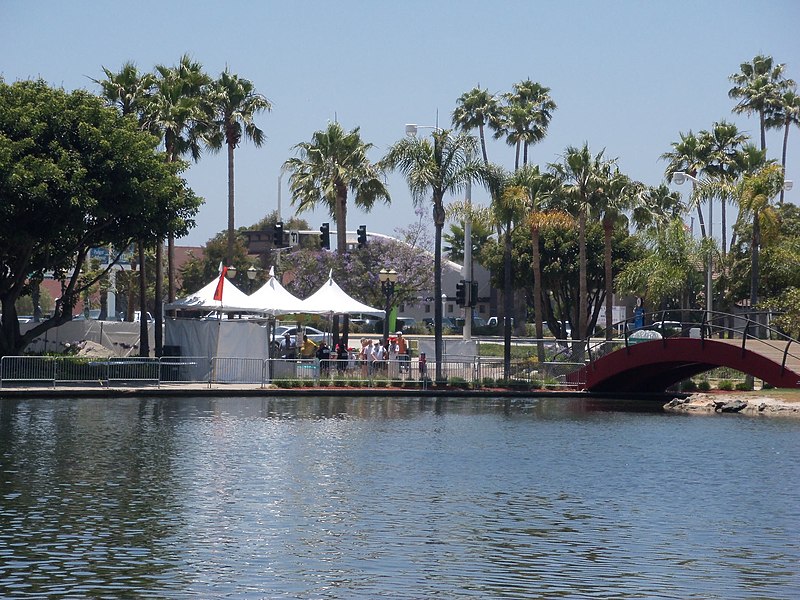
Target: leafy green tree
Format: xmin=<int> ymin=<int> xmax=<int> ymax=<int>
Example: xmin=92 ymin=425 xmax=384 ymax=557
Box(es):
xmin=0 ymin=79 xmax=201 ymax=356
xmin=205 ymin=69 xmax=272 ymax=265
xmin=443 ymin=219 xmax=493 ymax=263
xmin=617 ymin=219 xmax=705 ymax=312
xmin=284 ymin=122 xmax=389 ymax=255
xmin=383 ymin=129 xmax=488 ymax=381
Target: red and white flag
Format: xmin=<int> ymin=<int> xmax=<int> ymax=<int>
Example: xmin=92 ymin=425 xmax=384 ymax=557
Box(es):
xmin=213 ymin=267 xmax=228 ymax=301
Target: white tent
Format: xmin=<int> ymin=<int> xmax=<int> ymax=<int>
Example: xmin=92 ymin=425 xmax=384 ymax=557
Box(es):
xmin=301 ymin=273 xmax=384 ymax=317
xmin=165 ymin=274 xmax=256 ymax=313
xmin=247 ymin=268 xmax=305 ymax=316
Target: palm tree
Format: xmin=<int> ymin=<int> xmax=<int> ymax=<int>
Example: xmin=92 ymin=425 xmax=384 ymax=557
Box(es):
xmin=494 ymin=79 xmax=556 ymax=170
xmin=93 ymin=62 xmax=154 ymax=356
xmin=205 ymin=69 xmax=272 ymax=265
xmin=737 ymin=164 xmax=785 ymax=307
xmin=729 ymin=54 xmax=794 ymax=152
xmin=549 ymin=144 xmax=615 ymax=341
xmin=699 ymin=121 xmax=748 ymax=256
xmin=630 ymin=184 xmax=685 ymax=234
xmin=768 ymin=87 xmax=800 ymax=203
xmin=145 ymin=55 xmax=212 ymax=355
xmin=591 ymin=170 xmax=638 ymax=340
xmin=451 ymin=86 xmax=500 ymax=165
xmin=284 ymin=122 xmax=390 ymax=255
xmin=661 ymin=131 xmax=710 ymax=239
xmin=383 ymin=130 xmax=488 ymax=382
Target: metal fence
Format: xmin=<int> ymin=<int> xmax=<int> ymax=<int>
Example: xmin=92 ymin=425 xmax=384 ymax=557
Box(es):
xmin=0 ymin=355 xmax=585 ymax=390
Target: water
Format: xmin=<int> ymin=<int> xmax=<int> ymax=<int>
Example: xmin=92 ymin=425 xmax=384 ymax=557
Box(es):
xmin=0 ymin=396 xmax=798 ymax=599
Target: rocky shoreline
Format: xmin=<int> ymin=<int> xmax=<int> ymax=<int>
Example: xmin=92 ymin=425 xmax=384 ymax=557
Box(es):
xmin=665 ymin=393 xmax=800 ymax=418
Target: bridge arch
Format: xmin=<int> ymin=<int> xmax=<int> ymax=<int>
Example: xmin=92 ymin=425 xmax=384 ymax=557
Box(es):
xmin=577 ymin=337 xmax=800 ymax=393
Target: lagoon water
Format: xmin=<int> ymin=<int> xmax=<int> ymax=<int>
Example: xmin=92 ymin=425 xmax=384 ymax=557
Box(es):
xmin=0 ymin=396 xmax=798 ymax=598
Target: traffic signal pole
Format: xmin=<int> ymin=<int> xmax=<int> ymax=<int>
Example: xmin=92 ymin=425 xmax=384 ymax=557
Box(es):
xmin=463 ymin=182 xmax=472 ymax=341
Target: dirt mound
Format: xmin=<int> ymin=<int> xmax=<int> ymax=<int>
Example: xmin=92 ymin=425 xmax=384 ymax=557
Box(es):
xmin=73 ymin=340 xmax=114 ymax=358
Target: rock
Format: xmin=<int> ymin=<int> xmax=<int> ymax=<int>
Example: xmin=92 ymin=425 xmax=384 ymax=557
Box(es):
xmin=718 ymin=400 xmax=748 ymax=413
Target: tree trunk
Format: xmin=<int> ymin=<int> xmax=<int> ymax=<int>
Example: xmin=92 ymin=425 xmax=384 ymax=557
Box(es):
xmin=780 ymin=120 xmax=789 ymax=204
xmin=578 ymin=209 xmax=587 ymax=341
xmin=531 ymin=226 xmax=545 ymax=363
xmin=433 ymin=194 xmax=445 ymax=383
xmin=335 ymin=185 xmax=347 ymax=254
xmin=137 ymin=240 xmax=149 ymax=356
xmin=226 ymin=142 xmax=236 ymax=266
xmin=721 ymin=199 xmax=727 ymax=258
xmin=154 ymin=241 xmax=163 ymax=357
xmin=750 ymin=212 xmax=760 ymax=307
xmin=478 ymin=124 xmax=488 ymax=165
xmin=759 ymin=110 xmax=766 ymax=153
xmin=603 ymin=218 xmax=613 ymax=341
xmin=503 ymin=221 xmax=513 ymax=379
xmin=168 ymin=234 xmax=176 ymax=305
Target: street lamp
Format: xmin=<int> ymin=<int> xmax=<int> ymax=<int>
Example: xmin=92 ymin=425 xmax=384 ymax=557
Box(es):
xmin=378 ymin=268 xmax=398 ymax=344
xmin=673 ymin=172 xmax=713 ymax=316
xmin=226 ymin=266 xmax=237 ymax=279
xmin=247 ymin=266 xmax=258 ymax=293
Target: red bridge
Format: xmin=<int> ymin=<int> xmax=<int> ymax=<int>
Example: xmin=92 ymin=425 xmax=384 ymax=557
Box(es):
xmin=567 ymin=312 xmax=800 ymax=393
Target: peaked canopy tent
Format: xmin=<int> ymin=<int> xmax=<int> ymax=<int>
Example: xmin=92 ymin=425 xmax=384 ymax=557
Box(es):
xmin=165 ymin=274 xmax=258 ymax=313
xmin=301 ymin=273 xmax=384 ymax=317
xmin=248 ymin=268 xmax=305 ymax=316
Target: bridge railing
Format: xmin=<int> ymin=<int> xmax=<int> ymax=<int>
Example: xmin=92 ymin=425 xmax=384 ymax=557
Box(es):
xmin=588 ymin=309 xmax=800 ymax=374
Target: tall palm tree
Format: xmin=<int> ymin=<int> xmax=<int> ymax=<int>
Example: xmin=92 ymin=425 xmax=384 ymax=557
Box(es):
xmin=738 ymin=164 xmax=785 ymax=306
xmin=93 ymin=62 xmax=154 ymax=356
xmin=205 ymin=69 xmax=271 ymax=265
xmin=451 ymin=86 xmax=500 ymax=165
xmin=699 ymin=120 xmax=748 ymax=256
xmin=591 ymin=170 xmax=637 ymax=340
xmin=284 ymin=122 xmax=390 ymax=255
xmin=630 ymin=184 xmax=684 ymax=234
xmin=549 ymin=144 xmax=614 ymax=341
xmin=768 ymin=87 xmax=800 ymax=203
xmin=729 ymin=54 xmax=794 ymax=152
xmin=383 ymin=130 xmax=488 ymax=382
xmin=494 ymin=79 xmax=556 ymax=170
xmin=146 ymin=55 xmax=211 ymax=355
xmin=661 ymin=131 xmax=710 ymax=239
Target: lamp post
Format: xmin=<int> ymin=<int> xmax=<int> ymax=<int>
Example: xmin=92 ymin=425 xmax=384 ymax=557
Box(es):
xmin=378 ymin=268 xmax=398 ymax=344
xmin=226 ymin=266 xmax=237 ymax=280
xmin=673 ymin=172 xmax=713 ymax=317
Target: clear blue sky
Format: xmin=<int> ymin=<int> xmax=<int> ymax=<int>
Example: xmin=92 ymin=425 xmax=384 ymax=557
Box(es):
xmin=3 ymin=1 xmax=799 ymax=247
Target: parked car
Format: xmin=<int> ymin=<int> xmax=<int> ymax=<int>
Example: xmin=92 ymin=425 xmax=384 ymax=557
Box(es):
xmin=271 ymin=325 xmax=326 ymax=353
xmin=134 ymin=311 xmax=153 ymax=323
xmin=648 ymin=321 xmax=682 ymax=336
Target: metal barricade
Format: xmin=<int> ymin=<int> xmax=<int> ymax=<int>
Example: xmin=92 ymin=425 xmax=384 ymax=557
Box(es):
xmin=0 ymin=356 xmax=58 ymax=388
xmin=209 ymin=357 xmax=265 ymax=387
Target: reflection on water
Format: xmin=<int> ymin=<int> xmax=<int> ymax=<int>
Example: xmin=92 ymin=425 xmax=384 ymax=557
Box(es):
xmin=1 ymin=396 xmax=799 ymax=598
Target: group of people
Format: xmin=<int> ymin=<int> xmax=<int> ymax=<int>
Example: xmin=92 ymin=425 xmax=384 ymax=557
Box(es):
xmin=280 ymin=328 xmax=424 ymax=378
xmin=356 ymin=331 xmax=409 ymax=376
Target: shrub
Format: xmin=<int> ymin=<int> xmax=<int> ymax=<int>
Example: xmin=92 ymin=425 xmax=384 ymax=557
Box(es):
xmin=682 ymin=379 xmax=699 ymax=392
xmin=481 ymin=377 xmax=496 ymax=387
xmin=697 ymin=379 xmax=711 ymax=392
xmin=718 ymin=380 xmax=734 ymax=391
xmin=735 ymin=381 xmax=752 ymax=391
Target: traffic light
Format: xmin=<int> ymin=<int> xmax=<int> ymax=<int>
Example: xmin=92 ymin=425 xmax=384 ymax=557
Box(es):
xmin=470 ymin=281 xmax=478 ymax=307
xmin=319 ymin=222 xmax=330 ymax=250
xmin=273 ymin=221 xmax=284 ymax=247
xmin=455 ymin=279 xmax=467 ymax=306
xmin=357 ymin=225 xmax=367 ymax=248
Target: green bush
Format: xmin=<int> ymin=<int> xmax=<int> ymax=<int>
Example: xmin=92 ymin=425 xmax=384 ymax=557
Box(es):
xmin=697 ymin=379 xmax=711 ymax=392
xmin=735 ymin=381 xmax=753 ymax=391
xmin=718 ymin=380 xmax=734 ymax=391
xmin=682 ymin=379 xmax=699 ymax=392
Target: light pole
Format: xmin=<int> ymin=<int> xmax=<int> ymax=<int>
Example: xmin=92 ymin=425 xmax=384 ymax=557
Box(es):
xmin=378 ymin=268 xmax=398 ymax=344
xmin=674 ymin=172 xmax=713 ymax=316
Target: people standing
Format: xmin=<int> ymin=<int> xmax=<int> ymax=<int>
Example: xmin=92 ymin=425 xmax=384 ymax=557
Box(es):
xmin=396 ymin=331 xmax=409 ymax=373
xmin=388 ymin=336 xmax=399 ymax=378
xmin=300 ymin=334 xmax=318 ymax=359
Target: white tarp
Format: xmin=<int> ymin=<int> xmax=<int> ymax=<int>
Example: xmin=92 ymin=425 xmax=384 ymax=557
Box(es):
xmin=165 ymin=275 xmax=256 ymax=312
xmin=301 ymin=275 xmax=384 ymax=316
xmin=248 ymin=273 xmax=304 ymax=316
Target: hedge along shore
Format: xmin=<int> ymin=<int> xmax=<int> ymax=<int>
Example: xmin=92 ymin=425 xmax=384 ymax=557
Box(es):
xmin=665 ymin=390 xmax=800 ymax=418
